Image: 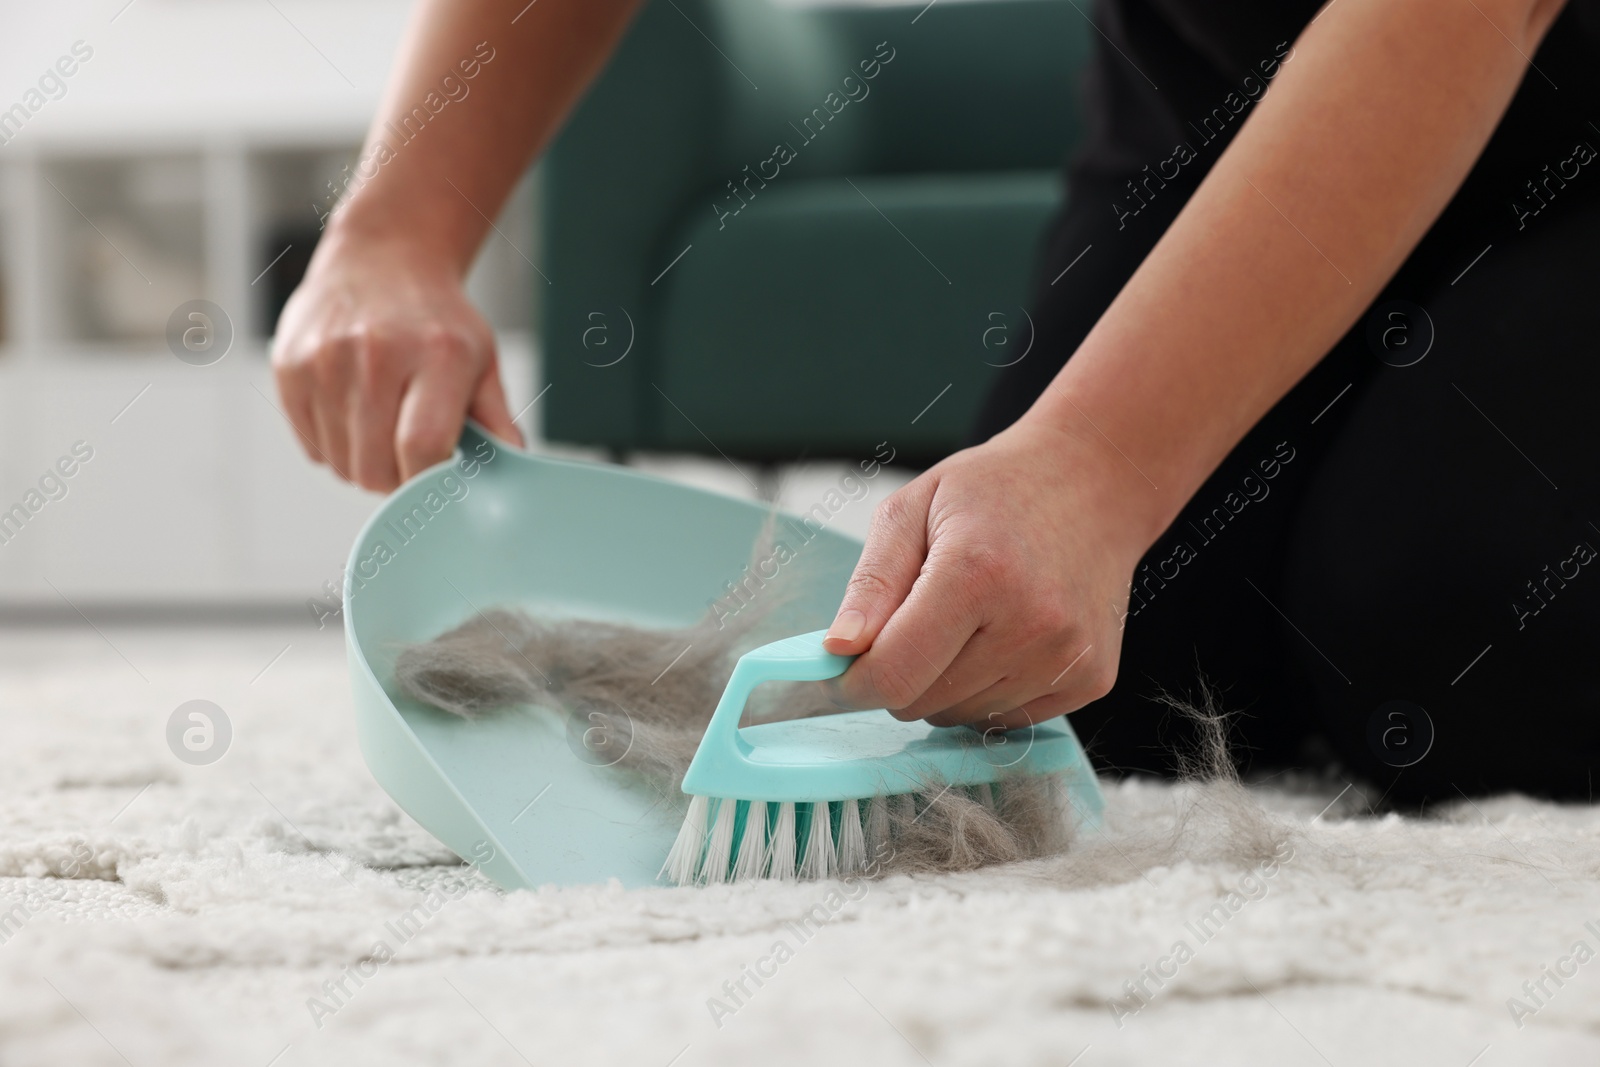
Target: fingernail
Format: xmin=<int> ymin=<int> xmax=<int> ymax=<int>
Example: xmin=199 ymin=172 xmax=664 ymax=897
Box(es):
xmin=826 ymin=609 xmax=866 ymax=644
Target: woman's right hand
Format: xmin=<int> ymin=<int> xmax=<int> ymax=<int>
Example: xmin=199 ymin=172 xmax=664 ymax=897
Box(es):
xmin=270 ymin=227 xmax=524 ymax=493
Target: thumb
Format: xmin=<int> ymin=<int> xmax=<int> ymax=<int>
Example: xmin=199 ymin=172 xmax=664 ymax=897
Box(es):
xmin=468 ymin=359 xmax=526 ymax=448
xmin=822 ymin=478 xmax=934 ymax=656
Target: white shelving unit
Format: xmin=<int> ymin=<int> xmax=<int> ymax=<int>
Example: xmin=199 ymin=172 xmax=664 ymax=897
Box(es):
xmin=0 ymin=3 xmax=538 ymax=609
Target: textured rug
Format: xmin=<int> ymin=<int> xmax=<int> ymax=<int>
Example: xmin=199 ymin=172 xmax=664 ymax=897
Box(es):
xmin=1 ymin=624 xmax=1598 ymax=1066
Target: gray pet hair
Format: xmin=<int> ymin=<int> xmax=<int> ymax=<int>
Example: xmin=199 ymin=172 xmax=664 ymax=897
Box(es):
xmin=393 ymin=522 xmax=1292 ymax=883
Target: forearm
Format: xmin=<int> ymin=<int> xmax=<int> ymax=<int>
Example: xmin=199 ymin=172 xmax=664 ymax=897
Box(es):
xmin=325 ymin=0 xmax=641 ymax=275
xmin=1025 ymin=0 xmax=1568 ymax=547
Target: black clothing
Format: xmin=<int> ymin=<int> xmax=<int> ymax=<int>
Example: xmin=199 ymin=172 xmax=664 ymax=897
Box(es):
xmin=973 ymin=0 xmax=1600 ymax=804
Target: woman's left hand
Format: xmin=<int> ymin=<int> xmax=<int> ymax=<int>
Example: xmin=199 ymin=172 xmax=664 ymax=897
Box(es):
xmin=819 ymin=417 xmax=1161 ymax=730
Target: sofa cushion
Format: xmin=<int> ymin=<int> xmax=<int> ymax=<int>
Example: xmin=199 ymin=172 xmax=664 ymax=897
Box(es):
xmin=646 ymin=169 xmax=1064 ymax=462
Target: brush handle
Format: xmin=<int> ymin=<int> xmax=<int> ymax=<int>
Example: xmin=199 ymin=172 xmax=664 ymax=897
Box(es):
xmin=679 ymin=630 xmax=853 ymax=795
xmin=680 ymin=631 xmax=1107 ymax=818
xmin=722 ymin=630 xmax=852 ymax=682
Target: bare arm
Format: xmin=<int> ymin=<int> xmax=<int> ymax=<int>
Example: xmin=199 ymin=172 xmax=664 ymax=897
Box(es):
xmin=823 ymin=0 xmax=1569 ymax=725
xmin=273 ymin=0 xmax=641 ymax=490
xmin=333 ymin=0 xmax=641 ymax=273
xmin=1032 ymin=0 xmax=1571 ymax=546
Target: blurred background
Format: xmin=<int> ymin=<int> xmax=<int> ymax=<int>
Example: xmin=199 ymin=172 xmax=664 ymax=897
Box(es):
xmin=0 ymin=1 xmax=539 ymax=617
xmin=0 ymin=0 xmax=1083 ymax=620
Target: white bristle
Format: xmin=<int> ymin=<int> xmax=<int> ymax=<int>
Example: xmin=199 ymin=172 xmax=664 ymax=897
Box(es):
xmin=699 ymin=797 xmax=738 ymax=884
xmin=770 ymin=802 xmax=797 ymax=880
xmin=799 ymin=802 xmax=836 ymax=880
xmin=661 ymin=794 xmax=710 ymax=885
xmin=837 ymin=798 xmax=866 ymax=875
xmin=975 ymin=782 xmax=996 ymax=811
xmin=865 ymin=795 xmax=890 ymax=863
xmin=732 ymin=800 xmax=769 ymax=881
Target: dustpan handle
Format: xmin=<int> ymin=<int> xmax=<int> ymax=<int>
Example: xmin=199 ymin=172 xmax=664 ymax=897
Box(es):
xmin=678 ymin=631 xmax=852 ymax=795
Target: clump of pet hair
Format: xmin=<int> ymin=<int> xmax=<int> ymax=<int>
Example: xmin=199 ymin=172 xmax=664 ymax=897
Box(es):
xmin=1018 ymin=674 xmax=1300 ymax=893
xmin=393 ymin=515 xmax=840 ymax=793
xmin=394 ymin=523 xmax=1290 ymax=883
xmin=875 ymin=774 xmax=1079 ymax=875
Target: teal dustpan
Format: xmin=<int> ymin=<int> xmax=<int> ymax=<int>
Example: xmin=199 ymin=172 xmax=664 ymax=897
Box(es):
xmin=345 ymin=422 xmax=1102 ymax=890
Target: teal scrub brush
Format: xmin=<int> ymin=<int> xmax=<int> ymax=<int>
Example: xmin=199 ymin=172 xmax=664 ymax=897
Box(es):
xmin=662 ymin=630 xmax=1106 ymax=885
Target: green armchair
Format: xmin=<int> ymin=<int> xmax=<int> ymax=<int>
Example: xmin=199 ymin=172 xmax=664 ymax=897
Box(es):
xmin=539 ymin=0 xmax=1090 ymax=464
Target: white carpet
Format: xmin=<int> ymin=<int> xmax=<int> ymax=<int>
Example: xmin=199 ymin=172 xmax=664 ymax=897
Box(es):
xmin=2 ymin=624 xmax=1598 ymax=1067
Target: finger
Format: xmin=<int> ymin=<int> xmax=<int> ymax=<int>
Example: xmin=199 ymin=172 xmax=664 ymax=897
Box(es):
xmin=822 ymin=479 xmax=936 ymax=657
xmin=395 ymin=352 xmax=476 ymax=482
xmin=891 ymin=625 xmax=1018 ymax=721
xmin=972 ymin=706 xmax=1042 ymax=733
xmin=467 ymin=359 xmax=526 ymax=448
xmin=347 ymin=340 xmax=406 ymax=492
xmin=306 ymin=348 xmax=354 ymax=481
xmin=950 ymin=695 xmax=1076 ymax=741
xmin=309 ymin=399 xmax=353 ymax=482
xmin=272 ymin=356 xmax=325 ymax=466
xmin=348 ymin=383 xmax=404 ymax=492
xmin=1013 ymin=689 xmax=1085 ymax=726
xmin=927 ymin=686 xmax=1035 ymax=729
xmin=824 ymin=546 xmax=985 ymax=716
xmin=924 ymin=639 xmax=1103 ymax=727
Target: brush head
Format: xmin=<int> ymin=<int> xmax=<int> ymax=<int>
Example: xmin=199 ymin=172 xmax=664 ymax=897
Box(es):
xmin=660 ymin=779 xmax=1086 ymax=886
xmin=662 ymin=795 xmax=883 ymax=885
xmin=661 ymin=631 xmax=1105 ymax=885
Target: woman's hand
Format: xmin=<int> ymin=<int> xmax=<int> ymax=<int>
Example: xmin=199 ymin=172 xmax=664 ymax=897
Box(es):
xmin=271 ymin=229 xmax=523 ymax=493
xmin=817 ymin=0 xmax=1569 ymax=731
xmin=268 ymin=0 xmax=642 ymax=491
xmin=820 ymin=418 xmax=1160 ymax=730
